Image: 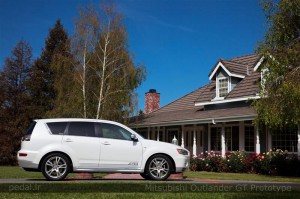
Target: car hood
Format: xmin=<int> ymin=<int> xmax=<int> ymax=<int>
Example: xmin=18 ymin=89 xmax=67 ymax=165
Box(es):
xmin=141 ymin=139 xmax=187 ymax=151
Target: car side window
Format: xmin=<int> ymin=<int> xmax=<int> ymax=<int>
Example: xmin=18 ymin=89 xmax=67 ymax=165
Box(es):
xmin=100 ymin=123 xmax=132 ymax=141
xmin=67 ymin=122 xmax=95 ymax=137
xmin=47 ymin=122 xmax=68 ymax=135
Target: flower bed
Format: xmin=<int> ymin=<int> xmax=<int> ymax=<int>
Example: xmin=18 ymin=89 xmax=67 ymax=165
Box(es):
xmin=190 ymin=149 xmax=300 ymax=177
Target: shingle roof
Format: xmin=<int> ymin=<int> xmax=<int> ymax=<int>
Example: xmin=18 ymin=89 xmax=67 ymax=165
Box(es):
xmin=133 ymin=106 xmax=256 ymax=127
xmin=231 ymin=54 xmax=260 ymax=67
xmin=130 ymin=54 xmax=261 ymax=127
xmin=208 ymin=54 xmax=261 ymax=78
xmin=221 ymin=60 xmax=248 ymax=76
xmin=156 ymin=82 xmax=214 ymax=113
xmin=226 ymin=72 xmax=260 ymax=99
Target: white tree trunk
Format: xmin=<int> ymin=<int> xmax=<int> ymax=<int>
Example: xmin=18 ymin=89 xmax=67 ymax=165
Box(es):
xmin=96 ymin=32 xmax=109 ymax=119
xmin=82 ymin=39 xmax=87 ymax=118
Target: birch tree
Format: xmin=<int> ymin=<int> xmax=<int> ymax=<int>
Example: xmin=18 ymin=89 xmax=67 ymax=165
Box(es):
xmin=72 ymin=3 xmax=145 ymax=122
xmin=72 ymin=6 xmax=100 ymax=118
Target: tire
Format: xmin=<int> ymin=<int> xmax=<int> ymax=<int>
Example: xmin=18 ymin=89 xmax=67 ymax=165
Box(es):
xmin=145 ymin=154 xmax=172 ymax=181
xmin=41 ymin=153 xmax=70 ymax=181
xmin=140 ymin=172 xmax=151 ymax=180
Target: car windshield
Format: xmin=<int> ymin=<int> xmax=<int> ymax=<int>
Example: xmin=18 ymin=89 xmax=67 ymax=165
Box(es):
xmin=133 ymin=130 xmax=145 ymax=139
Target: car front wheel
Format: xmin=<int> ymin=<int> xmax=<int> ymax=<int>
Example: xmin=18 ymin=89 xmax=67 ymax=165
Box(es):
xmin=145 ymin=154 xmax=172 ymax=181
xmin=41 ymin=153 xmax=70 ymax=181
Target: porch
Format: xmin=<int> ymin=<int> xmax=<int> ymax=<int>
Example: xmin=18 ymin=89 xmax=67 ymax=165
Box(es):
xmin=133 ymin=121 xmax=300 ymax=157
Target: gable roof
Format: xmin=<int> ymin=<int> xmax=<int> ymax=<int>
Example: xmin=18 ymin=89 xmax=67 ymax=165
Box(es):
xmin=208 ymin=60 xmax=245 ymax=80
xmin=208 ymin=54 xmax=261 ymax=80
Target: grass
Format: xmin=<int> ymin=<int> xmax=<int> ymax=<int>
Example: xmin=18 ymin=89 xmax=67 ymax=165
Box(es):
xmin=1 ymin=167 xmax=300 ymax=198
xmin=0 ymin=166 xmax=105 ymax=179
xmin=1 ymin=192 xmax=300 ymax=199
xmin=184 ymin=171 xmax=300 ymax=183
xmin=0 ymin=182 xmax=300 ymax=199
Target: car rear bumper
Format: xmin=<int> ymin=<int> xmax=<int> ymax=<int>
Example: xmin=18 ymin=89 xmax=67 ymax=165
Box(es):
xmin=17 ymin=150 xmax=39 ymax=169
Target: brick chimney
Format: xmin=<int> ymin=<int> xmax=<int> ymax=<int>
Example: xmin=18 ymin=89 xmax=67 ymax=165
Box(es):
xmin=145 ymin=89 xmax=160 ymax=114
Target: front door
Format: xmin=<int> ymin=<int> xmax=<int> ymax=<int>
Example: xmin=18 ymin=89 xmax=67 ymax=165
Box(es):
xmin=98 ymin=123 xmax=143 ymax=170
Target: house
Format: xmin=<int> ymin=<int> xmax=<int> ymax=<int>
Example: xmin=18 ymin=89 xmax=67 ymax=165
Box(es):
xmin=130 ymin=54 xmax=300 ymax=157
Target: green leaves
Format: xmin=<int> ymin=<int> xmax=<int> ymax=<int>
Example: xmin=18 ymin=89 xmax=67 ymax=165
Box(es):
xmin=255 ymin=0 xmax=300 ymax=128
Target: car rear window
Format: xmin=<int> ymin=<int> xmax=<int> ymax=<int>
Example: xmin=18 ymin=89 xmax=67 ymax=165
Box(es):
xmin=25 ymin=121 xmax=37 ymax=135
xmin=47 ymin=122 xmax=68 ymax=135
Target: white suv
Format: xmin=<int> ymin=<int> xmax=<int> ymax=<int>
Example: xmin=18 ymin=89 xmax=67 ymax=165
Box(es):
xmin=18 ymin=119 xmax=190 ymax=181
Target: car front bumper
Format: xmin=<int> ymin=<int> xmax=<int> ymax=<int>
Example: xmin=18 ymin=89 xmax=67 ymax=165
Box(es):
xmin=174 ymin=155 xmax=190 ymax=173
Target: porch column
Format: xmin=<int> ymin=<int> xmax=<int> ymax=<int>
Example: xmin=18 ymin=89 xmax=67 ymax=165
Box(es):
xmin=239 ymin=121 xmax=245 ymax=151
xmin=147 ymin=127 xmax=150 ymax=139
xmin=255 ymin=124 xmax=260 ymax=154
xmin=157 ymin=126 xmax=160 ymax=141
xmin=208 ymin=124 xmax=211 ymax=152
xmin=193 ymin=125 xmax=197 ymax=156
xmin=298 ymin=124 xmax=300 ymax=158
xmin=221 ymin=123 xmax=225 ymax=158
xmin=181 ymin=125 xmax=185 ymax=148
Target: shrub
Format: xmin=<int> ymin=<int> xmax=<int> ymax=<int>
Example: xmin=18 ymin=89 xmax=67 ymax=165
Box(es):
xmin=189 ymin=149 xmax=300 ymax=177
xmin=224 ymin=151 xmax=247 ymax=173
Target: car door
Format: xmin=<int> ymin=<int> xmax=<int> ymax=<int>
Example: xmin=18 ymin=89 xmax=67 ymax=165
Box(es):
xmin=62 ymin=122 xmax=100 ymax=168
xmin=98 ymin=122 xmax=143 ymax=170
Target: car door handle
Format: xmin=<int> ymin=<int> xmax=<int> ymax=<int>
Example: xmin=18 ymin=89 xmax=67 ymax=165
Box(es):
xmin=64 ymin=138 xmax=73 ymax=142
xmin=102 ymin=142 xmax=110 ymax=145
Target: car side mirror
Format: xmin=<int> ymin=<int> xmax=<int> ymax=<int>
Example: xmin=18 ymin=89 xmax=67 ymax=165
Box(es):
xmin=131 ymin=134 xmax=138 ymax=142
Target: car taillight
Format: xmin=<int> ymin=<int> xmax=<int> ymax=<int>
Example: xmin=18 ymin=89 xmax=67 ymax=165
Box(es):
xmin=22 ymin=134 xmax=31 ymax=141
xmin=19 ymin=153 xmax=27 ymax=157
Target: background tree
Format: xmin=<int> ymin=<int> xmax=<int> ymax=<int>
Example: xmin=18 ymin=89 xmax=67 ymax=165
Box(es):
xmin=0 ymin=40 xmax=33 ymax=165
xmin=72 ymin=5 xmax=100 ymax=118
xmin=255 ymin=0 xmax=300 ymax=129
xmin=29 ymin=19 xmax=71 ymax=118
xmin=72 ymin=3 xmax=146 ymax=122
xmin=47 ymin=43 xmax=77 ymax=117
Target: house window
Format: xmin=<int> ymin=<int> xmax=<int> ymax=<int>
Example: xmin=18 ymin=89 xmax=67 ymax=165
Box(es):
xmin=272 ymin=127 xmax=298 ymax=152
xmin=245 ymin=125 xmax=255 ymax=152
xmin=225 ymin=126 xmax=239 ymax=151
xmin=211 ymin=127 xmax=221 ymax=151
xmin=217 ymin=77 xmax=229 ymax=98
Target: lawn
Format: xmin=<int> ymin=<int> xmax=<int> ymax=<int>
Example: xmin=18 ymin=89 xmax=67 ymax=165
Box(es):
xmin=184 ymin=171 xmax=300 ymax=183
xmin=1 ymin=192 xmax=300 ymax=199
xmin=0 ymin=182 xmax=299 ymax=199
xmin=1 ymin=167 xmax=300 ymax=199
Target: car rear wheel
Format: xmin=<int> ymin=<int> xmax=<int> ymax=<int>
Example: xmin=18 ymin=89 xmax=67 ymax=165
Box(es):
xmin=145 ymin=154 xmax=172 ymax=181
xmin=140 ymin=172 xmax=151 ymax=180
xmin=41 ymin=153 xmax=70 ymax=181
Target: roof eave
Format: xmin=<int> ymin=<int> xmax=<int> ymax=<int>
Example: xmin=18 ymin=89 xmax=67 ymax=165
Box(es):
xmin=129 ymin=114 xmax=257 ymax=128
xmin=194 ymin=95 xmax=260 ymax=106
xmin=209 ymin=61 xmax=245 ymax=80
xmin=253 ymin=56 xmax=264 ymax=71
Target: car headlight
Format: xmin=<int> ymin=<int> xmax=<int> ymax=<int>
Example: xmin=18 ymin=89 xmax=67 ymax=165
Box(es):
xmin=177 ymin=148 xmax=189 ymax=155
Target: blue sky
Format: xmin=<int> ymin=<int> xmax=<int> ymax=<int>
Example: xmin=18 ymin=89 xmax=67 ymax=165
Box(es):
xmin=0 ymin=0 xmax=266 ymax=112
